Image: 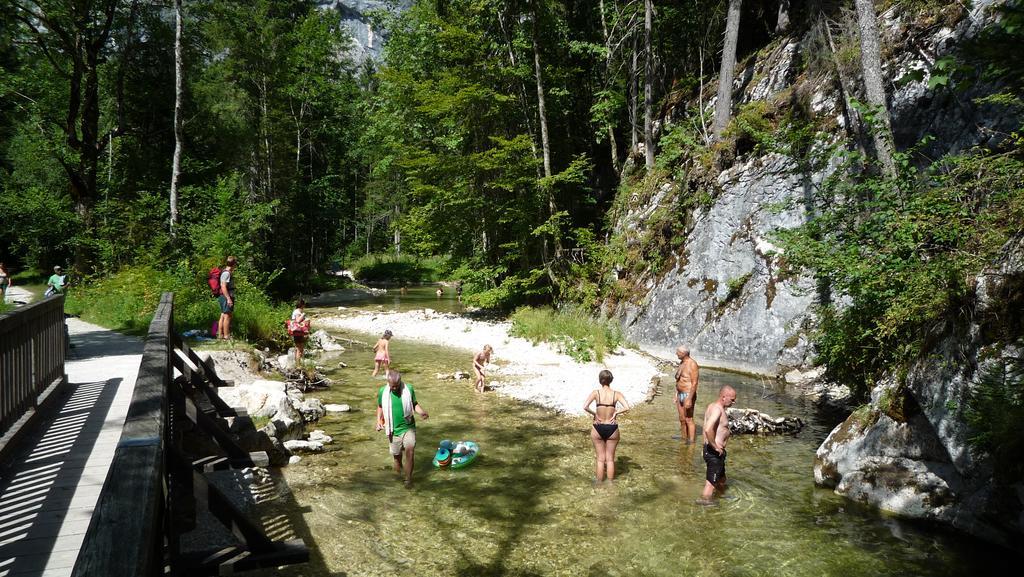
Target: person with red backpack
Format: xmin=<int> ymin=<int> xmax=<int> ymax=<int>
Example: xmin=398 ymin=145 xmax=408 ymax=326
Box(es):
xmin=217 ymin=256 xmax=237 ymax=340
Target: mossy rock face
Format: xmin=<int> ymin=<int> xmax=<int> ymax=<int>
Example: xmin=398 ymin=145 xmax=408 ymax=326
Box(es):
xmin=783 ymin=332 xmax=802 ymax=350
xmin=878 ymin=385 xmax=908 ymax=423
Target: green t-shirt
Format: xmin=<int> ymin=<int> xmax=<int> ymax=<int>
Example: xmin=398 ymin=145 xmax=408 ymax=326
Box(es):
xmin=377 ymin=384 xmax=417 ymax=436
xmin=47 ymin=274 xmax=67 ymax=293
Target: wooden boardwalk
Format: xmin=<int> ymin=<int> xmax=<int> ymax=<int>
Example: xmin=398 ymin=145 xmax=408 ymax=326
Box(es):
xmin=0 ymin=319 xmax=143 ymax=576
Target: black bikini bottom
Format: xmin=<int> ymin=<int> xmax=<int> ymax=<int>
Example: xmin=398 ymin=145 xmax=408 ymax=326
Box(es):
xmin=593 ymin=423 xmax=619 ymax=441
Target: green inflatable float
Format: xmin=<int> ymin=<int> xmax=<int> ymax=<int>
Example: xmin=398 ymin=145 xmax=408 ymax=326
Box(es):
xmin=432 ymin=439 xmax=479 ymax=469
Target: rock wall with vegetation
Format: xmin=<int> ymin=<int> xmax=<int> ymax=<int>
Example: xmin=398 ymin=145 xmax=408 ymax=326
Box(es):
xmin=605 ymin=0 xmax=1017 ymax=376
xmin=815 ymin=234 xmax=1024 ymax=548
xmin=318 ymin=0 xmax=412 ymax=61
xmin=598 ymin=0 xmax=1024 ymax=546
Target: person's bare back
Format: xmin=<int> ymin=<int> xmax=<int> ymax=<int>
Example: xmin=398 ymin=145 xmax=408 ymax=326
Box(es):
xmin=703 ymin=398 xmax=730 ymax=452
xmin=700 ymin=385 xmax=736 ymax=503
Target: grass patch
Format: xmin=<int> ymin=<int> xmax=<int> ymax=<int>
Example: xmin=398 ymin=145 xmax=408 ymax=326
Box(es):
xmin=509 ymin=306 xmax=624 ymax=363
xmin=64 ymin=264 xmax=291 ymax=346
xmin=349 ymin=253 xmax=448 ymax=283
xmin=250 ymin=415 xmax=272 ymax=431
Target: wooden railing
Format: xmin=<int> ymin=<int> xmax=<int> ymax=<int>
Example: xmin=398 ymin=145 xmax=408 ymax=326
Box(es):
xmin=72 ymin=292 xmax=171 ymax=576
xmin=0 ymin=294 xmax=66 ymax=443
xmin=74 ymin=293 xmax=307 ymax=576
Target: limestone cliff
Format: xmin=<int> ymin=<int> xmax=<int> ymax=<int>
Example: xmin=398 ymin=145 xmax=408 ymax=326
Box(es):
xmin=815 ymin=234 xmax=1024 ymax=548
xmin=609 ymin=0 xmax=1015 ymax=377
xmin=607 ymin=0 xmax=1023 ymax=547
xmin=318 ymin=1 xmax=412 ymax=62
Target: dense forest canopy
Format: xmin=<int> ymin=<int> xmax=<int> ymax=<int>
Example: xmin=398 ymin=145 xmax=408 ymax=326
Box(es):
xmin=0 ymin=0 xmax=773 ymax=299
xmin=1 ymin=0 xmax=1021 ymax=317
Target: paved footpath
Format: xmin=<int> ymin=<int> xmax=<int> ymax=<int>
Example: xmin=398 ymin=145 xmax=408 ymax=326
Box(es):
xmin=0 ymin=313 xmax=143 ymax=577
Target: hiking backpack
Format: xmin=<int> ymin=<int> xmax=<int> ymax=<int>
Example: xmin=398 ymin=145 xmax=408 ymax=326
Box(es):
xmin=208 ymin=267 xmax=222 ymax=297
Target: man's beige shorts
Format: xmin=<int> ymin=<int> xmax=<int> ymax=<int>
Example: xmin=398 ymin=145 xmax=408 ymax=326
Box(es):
xmin=389 ymin=429 xmax=416 ymax=455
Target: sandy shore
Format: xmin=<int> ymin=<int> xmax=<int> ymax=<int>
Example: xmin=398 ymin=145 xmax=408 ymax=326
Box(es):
xmin=314 ymin=308 xmax=665 ymax=415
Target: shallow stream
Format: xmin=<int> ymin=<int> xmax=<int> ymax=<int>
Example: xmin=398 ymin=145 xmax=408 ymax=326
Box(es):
xmin=255 ymin=291 xmax=1017 ymax=576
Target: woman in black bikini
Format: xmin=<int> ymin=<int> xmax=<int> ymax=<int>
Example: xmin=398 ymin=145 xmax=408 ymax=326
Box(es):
xmin=583 ymin=370 xmax=631 ymax=482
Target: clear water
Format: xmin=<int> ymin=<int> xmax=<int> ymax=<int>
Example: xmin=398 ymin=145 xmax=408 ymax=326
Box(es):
xmin=319 ymin=285 xmax=468 ymax=314
xmin=253 ymin=305 xmax=1019 ymax=577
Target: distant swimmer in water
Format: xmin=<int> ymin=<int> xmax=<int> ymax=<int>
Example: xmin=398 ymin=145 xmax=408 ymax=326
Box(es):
xmin=674 ymin=345 xmax=700 ymax=443
xmin=473 ymin=345 xmax=493 ymax=393
xmin=372 ymin=330 xmax=393 ymax=377
xmin=698 ymin=385 xmax=736 ymax=504
xmin=583 ymin=370 xmax=631 ymax=482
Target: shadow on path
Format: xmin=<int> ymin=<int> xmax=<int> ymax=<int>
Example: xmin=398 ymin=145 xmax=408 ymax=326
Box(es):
xmin=0 ymin=377 xmax=124 ymax=575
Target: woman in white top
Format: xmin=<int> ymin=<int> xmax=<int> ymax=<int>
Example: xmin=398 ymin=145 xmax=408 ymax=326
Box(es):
xmin=290 ymin=299 xmax=311 ymax=363
xmin=0 ymin=263 xmax=10 ymax=302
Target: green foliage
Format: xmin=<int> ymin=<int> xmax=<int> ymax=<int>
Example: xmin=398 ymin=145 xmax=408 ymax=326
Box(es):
xmin=965 ymin=355 xmax=1024 ymax=483
xmin=64 ymin=264 xmax=290 ymax=345
xmin=509 ymin=306 xmax=623 ymax=363
xmin=349 ymin=253 xmax=448 ymax=283
xmin=724 ymin=272 xmax=752 ymax=304
xmin=776 ymin=147 xmax=1024 ymax=396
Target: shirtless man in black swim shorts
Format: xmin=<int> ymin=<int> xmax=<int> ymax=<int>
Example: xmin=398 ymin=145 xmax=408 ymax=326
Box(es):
xmin=699 ymin=385 xmax=736 ymax=504
xmin=674 ymin=346 xmax=700 ymax=443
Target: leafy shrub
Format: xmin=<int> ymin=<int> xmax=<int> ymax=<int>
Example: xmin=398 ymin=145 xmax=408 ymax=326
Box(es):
xmin=775 ymin=146 xmax=1024 ymax=396
xmin=64 ymin=263 xmax=291 ymax=346
xmin=350 ymin=253 xmax=448 ymax=283
xmin=965 ymin=355 xmax=1024 ymax=483
xmin=509 ymin=306 xmax=624 ymax=363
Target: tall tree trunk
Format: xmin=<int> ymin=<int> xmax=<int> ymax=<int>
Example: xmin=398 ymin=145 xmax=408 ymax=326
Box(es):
xmin=532 ymin=9 xmax=552 ymax=180
xmin=598 ymin=0 xmax=619 ymax=171
xmin=776 ymin=0 xmax=791 ymax=34
xmin=713 ymin=0 xmax=742 ymax=141
xmin=643 ymin=0 xmax=655 ymax=169
xmin=169 ymin=0 xmax=184 ymax=236
xmin=11 ymin=0 xmax=130 ymax=272
xmin=497 ymin=7 xmax=540 ymax=175
xmin=853 ymin=0 xmax=897 ymax=177
xmin=531 ymin=0 xmax=560 ymax=283
xmin=629 ymin=31 xmax=639 ymax=150
xmin=393 ymin=205 xmax=401 ymax=255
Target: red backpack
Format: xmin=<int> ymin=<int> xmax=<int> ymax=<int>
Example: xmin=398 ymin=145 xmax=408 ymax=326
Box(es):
xmin=208 ymin=267 xmax=222 ymax=297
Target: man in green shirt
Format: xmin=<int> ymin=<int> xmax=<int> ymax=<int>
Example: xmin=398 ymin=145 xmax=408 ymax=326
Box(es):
xmin=45 ymin=265 xmax=68 ymax=296
xmin=375 ymin=369 xmax=429 ymax=487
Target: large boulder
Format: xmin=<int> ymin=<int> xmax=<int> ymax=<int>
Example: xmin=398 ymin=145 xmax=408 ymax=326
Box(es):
xmin=220 ymin=380 xmax=301 ymax=423
xmin=815 ymin=234 xmax=1024 ymax=548
xmin=308 ymin=329 xmax=344 ymax=352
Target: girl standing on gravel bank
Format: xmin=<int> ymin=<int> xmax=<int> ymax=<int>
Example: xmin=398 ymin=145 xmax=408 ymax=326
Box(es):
xmin=372 ymin=330 xmax=393 ymax=377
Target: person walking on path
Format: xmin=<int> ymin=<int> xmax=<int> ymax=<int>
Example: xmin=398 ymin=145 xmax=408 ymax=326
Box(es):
xmin=472 ymin=344 xmax=493 ymax=393
xmin=375 ymin=370 xmax=429 ymax=487
xmin=372 ymin=330 xmax=393 ymax=377
xmin=674 ymin=345 xmax=700 ymax=443
xmin=218 ymin=256 xmax=237 ymax=340
xmin=0 ymin=262 xmax=11 ymax=302
xmin=289 ymin=299 xmax=311 ymax=363
xmin=583 ymin=369 xmax=631 ymax=483
xmin=45 ymin=265 xmax=69 ymax=297
xmin=699 ymin=385 xmax=737 ymax=504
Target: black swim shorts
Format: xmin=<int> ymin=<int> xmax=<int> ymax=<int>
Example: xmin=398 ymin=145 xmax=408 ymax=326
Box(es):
xmin=703 ymin=443 xmax=726 ymax=484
